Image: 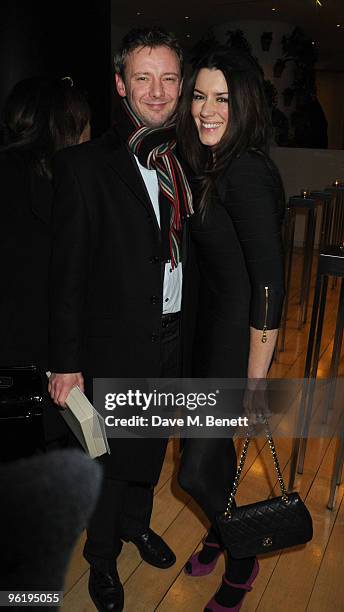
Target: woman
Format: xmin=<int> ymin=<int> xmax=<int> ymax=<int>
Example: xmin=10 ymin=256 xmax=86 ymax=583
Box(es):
xmin=0 ymin=76 xmax=91 ymax=457
xmin=177 ymin=48 xmax=285 ymax=611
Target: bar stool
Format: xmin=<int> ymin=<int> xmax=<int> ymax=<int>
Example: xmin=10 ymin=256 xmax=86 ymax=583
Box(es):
xmin=279 ymin=192 xmax=334 ymax=353
xmin=325 ymin=186 xmax=344 ymax=290
xmin=279 ymin=196 xmax=317 ymax=352
xmin=288 ymin=246 xmax=344 ymax=509
xmin=309 ymin=190 xmax=334 ymax=251
xmin=327 ymin=186 xmax=344 ymax=247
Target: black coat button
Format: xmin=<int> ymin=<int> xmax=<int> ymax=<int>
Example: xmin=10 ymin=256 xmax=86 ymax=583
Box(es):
xmin=151 ymin=295 xmax=158 ymax=304
xmin=151 ymin=333 xmax=159 ymax=342
xmin=149 ymin=256 xmax=160 ymax=264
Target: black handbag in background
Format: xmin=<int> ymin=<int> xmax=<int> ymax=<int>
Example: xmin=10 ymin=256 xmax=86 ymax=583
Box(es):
xmin=217 ymin=418 xmax=313 ymax=558
xmin=0 ymin=365 xmax=45 ymax=461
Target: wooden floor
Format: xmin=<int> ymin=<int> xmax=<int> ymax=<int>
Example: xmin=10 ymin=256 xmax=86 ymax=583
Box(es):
xmin=62 ymin=252 xmax=344 ymax=612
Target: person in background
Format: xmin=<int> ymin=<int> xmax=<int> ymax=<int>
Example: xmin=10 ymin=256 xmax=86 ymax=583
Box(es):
xmin=0 ymin=76 xmax=91 ymax=456
xmin=177 ymin=47 xmax=285 ymax=611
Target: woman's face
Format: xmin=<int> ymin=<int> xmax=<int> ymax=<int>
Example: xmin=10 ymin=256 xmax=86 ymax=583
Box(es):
xmin=191 ymin=68 xmax=229 ymax=148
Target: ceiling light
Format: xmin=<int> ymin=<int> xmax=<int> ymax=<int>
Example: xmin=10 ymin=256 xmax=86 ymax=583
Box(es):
xmin=185 ymin=16 xmax=190 ymax=19
xmin=272 ymin=8 xmax=277 ymax=12
xmin=337 ymin=24 xmax=341 ymax=27
xmin=186 ymin=34 xmax=191 ymax=38
xmin=136 ymin=11 xmax=141 ymax=15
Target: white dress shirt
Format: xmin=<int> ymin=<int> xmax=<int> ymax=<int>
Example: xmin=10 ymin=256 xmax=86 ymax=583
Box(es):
xmin=135 ymin=156 xmax=182 ymax=314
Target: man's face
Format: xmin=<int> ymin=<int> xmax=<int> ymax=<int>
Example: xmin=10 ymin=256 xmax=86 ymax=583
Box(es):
xmin=115 ymin=45 xmax=182 ymax=128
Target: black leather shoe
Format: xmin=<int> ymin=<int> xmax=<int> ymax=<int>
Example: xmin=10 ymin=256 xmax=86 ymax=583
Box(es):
xmin=123 ymin=528 xmax=176 ymax=569
xmin=88 ymin=566 xmax=124 ymax=612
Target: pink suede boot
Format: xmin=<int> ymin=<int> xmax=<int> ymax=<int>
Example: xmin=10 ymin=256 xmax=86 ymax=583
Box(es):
xmin=204 ymin=558 xmax=259 ymax=611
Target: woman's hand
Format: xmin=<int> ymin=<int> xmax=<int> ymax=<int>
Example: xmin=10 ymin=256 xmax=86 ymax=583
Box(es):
xmin=243 ymin=378 xmax=270 ymax=426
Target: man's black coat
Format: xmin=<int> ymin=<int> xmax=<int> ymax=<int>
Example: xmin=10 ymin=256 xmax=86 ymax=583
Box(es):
xmin=50 ymin=127 xmax=197 ymax=483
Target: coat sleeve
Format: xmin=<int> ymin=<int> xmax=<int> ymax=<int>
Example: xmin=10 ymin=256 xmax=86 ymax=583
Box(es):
xmin=221 ymin=152 xmax=285 ymax=331
xmin=49 ymin=152 xmax=91 ymax=372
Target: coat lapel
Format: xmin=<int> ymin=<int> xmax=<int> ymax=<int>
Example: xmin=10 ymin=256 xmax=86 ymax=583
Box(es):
xmin=101 ymin=128 xmax=160 ymax=230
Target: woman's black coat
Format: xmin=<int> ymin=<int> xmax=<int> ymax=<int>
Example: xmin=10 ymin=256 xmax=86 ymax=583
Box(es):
xmin=0 ymin=151 xmax=52 ymax=368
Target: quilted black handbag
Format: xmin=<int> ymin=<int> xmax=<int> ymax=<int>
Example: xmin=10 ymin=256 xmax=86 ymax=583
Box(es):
xmin=217 ymin=419 xmax=313 ymax=558
xmin=0 ymin=365 xmax=44 ymax=461
xmin=0 ymin=365 xmax=43 ymax=418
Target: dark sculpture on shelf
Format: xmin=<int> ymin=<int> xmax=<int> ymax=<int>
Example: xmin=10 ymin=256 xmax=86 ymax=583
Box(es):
xmin=273 ymin=59 xmax=286 ymax=78
xmin=226 ymin=28 xmax=253 ymax=54
xmin=282 ymin=87 xmax=295 ymax=107
xmin=261 ymin=32 xmax=273 ymax=52
xmin=291 ymin=93 xmax=328 ymax=148
xmin=274 ymin=28 xmax=328 ymax=147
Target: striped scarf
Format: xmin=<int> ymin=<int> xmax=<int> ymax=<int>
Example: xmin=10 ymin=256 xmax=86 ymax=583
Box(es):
xmin=117 ymin=98 xmax=193 ymax=268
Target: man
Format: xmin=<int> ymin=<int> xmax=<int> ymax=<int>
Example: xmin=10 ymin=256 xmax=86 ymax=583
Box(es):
xmin=48 ymin=28 xmax=192 ymax=612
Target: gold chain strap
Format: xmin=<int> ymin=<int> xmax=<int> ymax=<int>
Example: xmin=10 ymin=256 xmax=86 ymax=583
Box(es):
xmin=224 ymin=416 xmax=289 ymax=518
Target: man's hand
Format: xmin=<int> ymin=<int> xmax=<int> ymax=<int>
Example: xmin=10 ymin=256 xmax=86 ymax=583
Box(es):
xmin=48 ymin=372 xmax=84 ymax=408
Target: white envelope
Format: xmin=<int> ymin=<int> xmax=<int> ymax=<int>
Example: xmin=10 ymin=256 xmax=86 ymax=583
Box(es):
xmin=46 ymin=373 xmax=110 ymax=459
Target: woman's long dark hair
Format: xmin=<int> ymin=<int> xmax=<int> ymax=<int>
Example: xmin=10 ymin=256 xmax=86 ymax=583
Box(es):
xmin=1 ymin=76 xmax=91 ymax=179
xmin=177 ymin=47 xmax=273 ymax=213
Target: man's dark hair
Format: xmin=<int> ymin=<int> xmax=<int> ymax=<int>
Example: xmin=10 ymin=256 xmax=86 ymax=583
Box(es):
xmin=114 ymin=26 xmax=184 ymax=79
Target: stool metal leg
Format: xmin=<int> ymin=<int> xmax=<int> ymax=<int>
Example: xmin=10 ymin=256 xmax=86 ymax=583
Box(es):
xmin=331 ymin=194 xmax=341 ymax=288
xmin=288 ymin=270 xmax=324 ymax=491
xmin=289 ymin=375 xmax=312 ymax=490
xmin=288 ymin=437 xmax=302 ymax=492
xmin=298 ymin=274 xmax=329 ymax=475
xmin=323 ymin=277 xmax=344 ymax=424
xmin=301 ymin=208 xmax=317 ymax=326
xmin=327 ymin=436 xmax=344 ymax=510
xmin=338 ymin=191 xmax=344 ymax=245
xmin=316 ymin=196 xmax=333 ymax=251
xmin=318 ymin=202 xmax=328 ymax=253
xmin=331 ymin=191 xmax=341 ymax=246
xmin=298 ymin=208 xmax=317 ymax=327
xmin=279 ymin=207 xmax=295 ymax=353
xmin=339 ymin=194 xmax=344 ymax=245
xmin=299 ymin=209 xmax=311 ymax=311
xmin=325 ymin=197 xmax=335 ymax=246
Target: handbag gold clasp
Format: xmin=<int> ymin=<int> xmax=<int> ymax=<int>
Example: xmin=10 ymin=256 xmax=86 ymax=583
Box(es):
xmin=262 ymin=536 xmax=273 ymax=547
